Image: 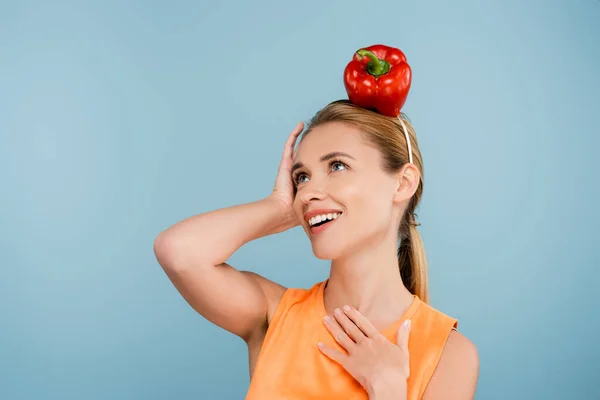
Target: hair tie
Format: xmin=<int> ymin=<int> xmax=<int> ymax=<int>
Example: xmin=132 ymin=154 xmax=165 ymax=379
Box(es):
xmin=409 ymin=213 xmax=421 ymax=227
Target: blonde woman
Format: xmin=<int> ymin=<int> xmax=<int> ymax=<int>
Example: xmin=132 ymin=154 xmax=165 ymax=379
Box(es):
xmin=154 ymin=100 xmax=480 ymax=399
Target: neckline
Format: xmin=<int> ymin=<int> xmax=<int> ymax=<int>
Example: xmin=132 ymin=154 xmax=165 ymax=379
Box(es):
xmin=316 ymin=279 xmax=421 ymax=338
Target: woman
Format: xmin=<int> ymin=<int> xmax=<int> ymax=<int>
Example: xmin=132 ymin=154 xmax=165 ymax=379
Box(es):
xmin=153 ymin=100 xmax=480 ymax=399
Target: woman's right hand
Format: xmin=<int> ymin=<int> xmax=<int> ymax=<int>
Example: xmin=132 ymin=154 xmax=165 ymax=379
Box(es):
xmin=268 ymin=121 xmax=305 ymax=229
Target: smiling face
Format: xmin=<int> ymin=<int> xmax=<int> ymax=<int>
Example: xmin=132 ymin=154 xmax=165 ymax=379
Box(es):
xmin=291 ymin=121 xmax=403 ymax=260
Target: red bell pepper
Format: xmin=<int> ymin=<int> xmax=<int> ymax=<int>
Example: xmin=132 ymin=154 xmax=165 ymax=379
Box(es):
xmin=343 ymin=44 xmax=412 ymax=117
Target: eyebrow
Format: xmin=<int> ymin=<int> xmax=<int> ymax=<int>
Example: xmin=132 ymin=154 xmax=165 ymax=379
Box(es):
xmin=291 ymin=151 xmax=356 ymax=174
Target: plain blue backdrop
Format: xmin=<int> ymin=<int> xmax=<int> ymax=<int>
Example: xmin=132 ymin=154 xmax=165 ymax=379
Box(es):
xmin=1 ymin=0 xmax=598 ymax=399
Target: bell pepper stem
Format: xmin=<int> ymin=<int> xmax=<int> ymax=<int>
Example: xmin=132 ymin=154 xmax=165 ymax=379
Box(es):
xmin=356 ymin=49 xmax=391 ymax=77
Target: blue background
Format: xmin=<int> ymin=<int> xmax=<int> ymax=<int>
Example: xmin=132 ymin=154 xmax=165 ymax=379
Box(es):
xmin=1 ymin=1 xmax=598 ymax=399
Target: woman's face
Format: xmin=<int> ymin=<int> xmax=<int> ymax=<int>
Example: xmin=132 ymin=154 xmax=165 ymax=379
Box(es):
xmin=291 ymin=121 xmax=402 ymax=260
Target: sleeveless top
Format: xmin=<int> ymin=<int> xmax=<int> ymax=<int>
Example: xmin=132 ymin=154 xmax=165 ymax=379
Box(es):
xmin=245 ymin=280 xmax=458 ymax=400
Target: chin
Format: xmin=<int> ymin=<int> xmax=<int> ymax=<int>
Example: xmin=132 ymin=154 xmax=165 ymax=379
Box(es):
xmin=310 ymin=240 xmax=346 ymax=260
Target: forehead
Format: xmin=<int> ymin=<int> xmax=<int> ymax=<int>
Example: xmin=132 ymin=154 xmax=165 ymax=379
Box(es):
xmin=294 ymin=122 xmax=372 ymax=162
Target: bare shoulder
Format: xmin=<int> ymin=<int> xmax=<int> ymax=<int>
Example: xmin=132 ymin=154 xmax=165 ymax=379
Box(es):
xmin=240 ymin=271 xmax=287 ymax=323
xmin=423 ymin=330 xmax=480 ymax=399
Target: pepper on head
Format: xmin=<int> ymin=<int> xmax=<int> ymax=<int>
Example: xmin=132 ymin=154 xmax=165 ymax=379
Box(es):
xmin=343 ymin=44 xmax=412 ymax=118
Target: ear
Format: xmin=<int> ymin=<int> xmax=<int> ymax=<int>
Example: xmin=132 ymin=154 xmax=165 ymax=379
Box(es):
xmin=394 ymin=163 xmax=420 ymax=203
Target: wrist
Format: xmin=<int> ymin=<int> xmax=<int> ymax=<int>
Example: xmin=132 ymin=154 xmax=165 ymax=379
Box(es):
xmin=366 ymin=374 xmax=407 ymax=400
xmin=262 ymin=197 xmax=298 ymax=233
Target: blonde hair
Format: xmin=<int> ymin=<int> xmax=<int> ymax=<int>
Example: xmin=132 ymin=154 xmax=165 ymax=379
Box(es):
xmin=301 ymin=100 xmax=429 ymax=303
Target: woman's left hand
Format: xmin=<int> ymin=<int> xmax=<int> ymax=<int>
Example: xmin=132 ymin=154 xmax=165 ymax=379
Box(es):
xmin=318 ymin=305 xmax=412 ymax=400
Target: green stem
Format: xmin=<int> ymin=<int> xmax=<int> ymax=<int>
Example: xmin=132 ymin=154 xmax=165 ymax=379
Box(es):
xmin=356 ymin=49 xmax=391 ymax=77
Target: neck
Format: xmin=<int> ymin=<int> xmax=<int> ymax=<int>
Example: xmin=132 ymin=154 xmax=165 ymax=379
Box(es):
xmin=324 ymin=233 xmax=414 ymax=330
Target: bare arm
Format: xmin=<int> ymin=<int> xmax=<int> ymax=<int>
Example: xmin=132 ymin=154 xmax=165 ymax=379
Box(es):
xmin=153 ymin=122 xmax=304 ymax=342
xmin=423 ymin=331 xmax=480 ymax=399
xmin=154 ymin=198 xmax=295 ymax=340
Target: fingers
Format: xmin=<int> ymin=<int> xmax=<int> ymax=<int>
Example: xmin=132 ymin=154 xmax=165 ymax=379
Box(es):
xmin=332 ymin=308 xmax=366 ymax=343
xmin=317 ymin=341 xmax=346 ymax=365
xmin=281 ymin=122 xmax=304 ymax=162
xmin=396 ymin=319 xmax=411 ymax=354
xmin=396 ymin=319 xmax=411 ymax=378
xmin=342 ymin=305 xmax=381 ymax=338
xmin=272 ymin=122 xmax=304 ymax=199
xmin=323 ymin=315 xmax=355 ymax=351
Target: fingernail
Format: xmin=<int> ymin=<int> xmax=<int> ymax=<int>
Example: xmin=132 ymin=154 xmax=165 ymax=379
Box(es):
xmin=334 ymin=308 xmax=342 ymax=316
xmin=342 ymin=305 xmax=351 ymax=312
xmin=404 ymin=319 xmax=412 ymax=330
xmin=324 ymin=316 xmax=330 ymax=322
xmin=317 ymin=341 xmax=324 ymax=348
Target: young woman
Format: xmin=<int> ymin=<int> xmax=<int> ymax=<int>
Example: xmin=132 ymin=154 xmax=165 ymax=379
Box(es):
xmin=153 ymin=100 xmax=480 ymax=399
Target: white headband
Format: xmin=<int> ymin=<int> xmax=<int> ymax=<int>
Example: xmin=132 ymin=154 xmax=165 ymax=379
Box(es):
xmin=397 ymin=116 xmax=413 ymax=164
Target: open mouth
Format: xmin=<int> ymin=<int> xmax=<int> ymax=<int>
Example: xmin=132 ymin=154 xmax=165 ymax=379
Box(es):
xmin=308 ymin=212 xmax=342 ymax=230
xmin=312 ymin=219 xmax=332 ymax=228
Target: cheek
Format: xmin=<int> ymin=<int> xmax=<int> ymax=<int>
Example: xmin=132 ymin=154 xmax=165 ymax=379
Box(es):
xmin=335 ymin=174 xmax=388 ymax=208
xmin=337 ymin=176 xmax=393 ymax=225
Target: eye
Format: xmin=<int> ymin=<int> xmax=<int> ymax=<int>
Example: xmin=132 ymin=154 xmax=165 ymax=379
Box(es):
xmin=331 ymin=160 xmax=347 ymax=172
xmin=293 ymin=159 xmax=348 ymax=186
xmin=294 ymin=173 xmax=308 ymax=185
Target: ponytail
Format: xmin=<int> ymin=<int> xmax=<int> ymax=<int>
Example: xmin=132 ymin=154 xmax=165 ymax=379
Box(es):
xmin=397 ymin=213 xmax=429 ymax=303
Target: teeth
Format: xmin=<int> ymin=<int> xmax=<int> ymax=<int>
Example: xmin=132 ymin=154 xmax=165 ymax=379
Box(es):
xmin=308 ymin=213 xmax=341 ymax=227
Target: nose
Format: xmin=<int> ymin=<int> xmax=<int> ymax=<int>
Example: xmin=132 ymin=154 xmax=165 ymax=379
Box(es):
xmin=298 ymin=179 xmax=327 ymax=206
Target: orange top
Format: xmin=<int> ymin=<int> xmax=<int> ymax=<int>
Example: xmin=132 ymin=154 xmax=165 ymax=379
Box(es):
xmin=246 ymin=280 xmax=458 ymax=400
